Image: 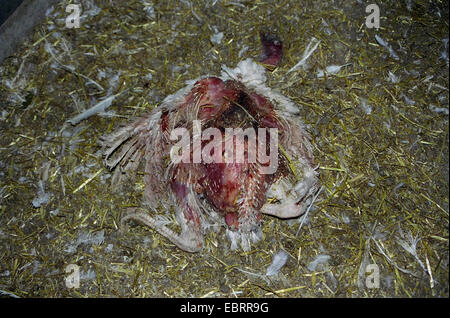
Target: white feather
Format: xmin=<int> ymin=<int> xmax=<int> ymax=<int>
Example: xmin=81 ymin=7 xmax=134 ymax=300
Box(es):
xmin=266 ymin=250 xmax=289 ymax=276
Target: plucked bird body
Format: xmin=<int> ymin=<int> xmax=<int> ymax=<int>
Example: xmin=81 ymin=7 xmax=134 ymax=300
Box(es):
xmin=101 ymin=33 xmax=320 ymax=252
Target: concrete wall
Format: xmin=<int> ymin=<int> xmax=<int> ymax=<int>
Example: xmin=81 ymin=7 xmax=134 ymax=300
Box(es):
xmin=0 ymin=0 xmax=58 ymax=65
xmin=0 ymin=0 xmax=25 ymax=26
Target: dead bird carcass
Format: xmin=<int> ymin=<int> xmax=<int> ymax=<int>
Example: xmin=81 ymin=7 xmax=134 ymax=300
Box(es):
xmin=100 ymin=33 xmax=320 ymax=252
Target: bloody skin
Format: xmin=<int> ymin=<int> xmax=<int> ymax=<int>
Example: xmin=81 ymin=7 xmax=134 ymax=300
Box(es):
xmin=170 ymin=77 xmax=283 ymax=232
xmin=259 ymin=32 xmax=283 ymax=69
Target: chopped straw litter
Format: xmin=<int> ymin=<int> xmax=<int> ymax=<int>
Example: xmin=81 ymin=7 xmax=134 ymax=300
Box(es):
xmin=0 ymin=0 xmax=448 ymax=297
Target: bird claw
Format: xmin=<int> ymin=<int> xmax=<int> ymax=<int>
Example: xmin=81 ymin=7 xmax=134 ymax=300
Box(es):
xmin=121 ymin=209 xmax=204 ymax=253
